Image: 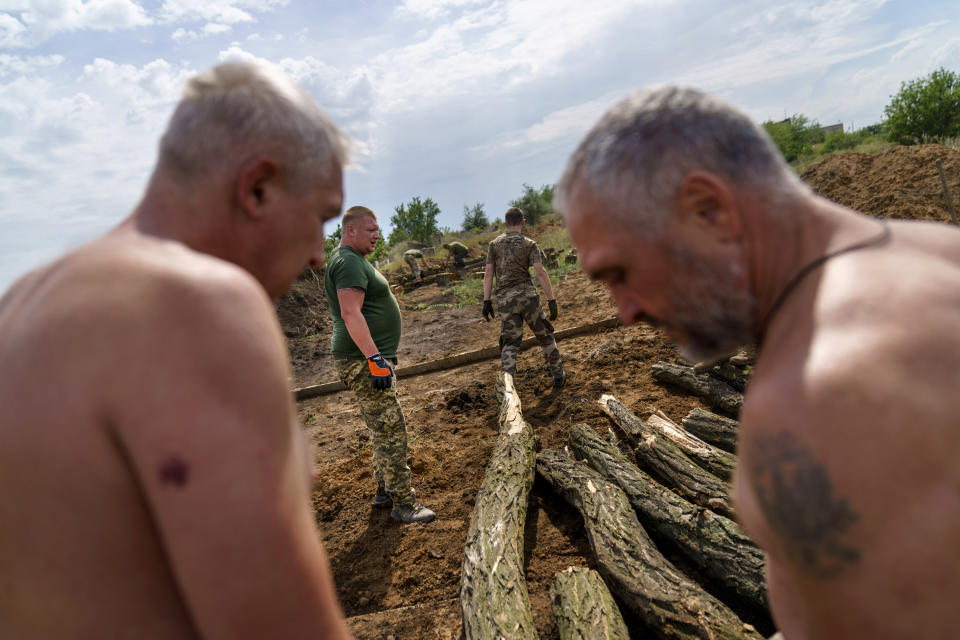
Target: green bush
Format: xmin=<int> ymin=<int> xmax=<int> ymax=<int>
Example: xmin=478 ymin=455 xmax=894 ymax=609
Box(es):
xmin=388 ymin=196 xmax=441 ymax=246
xmin=509 ymin=183 xmax=555 ymax=225
xmin=821 ymin=129 xmax=871 ymax=154
xmin=884 ymin=67 xmax=960 ymax=144
xmin=323 ymin=224 xmax=342 ymax=257
xmin=461 ymin=202 xmax=489 ymax=231
xmin=762 ymin=115 xmax=824 ymax=162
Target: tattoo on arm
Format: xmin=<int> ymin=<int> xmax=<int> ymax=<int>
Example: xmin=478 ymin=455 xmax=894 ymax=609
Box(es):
xmin=748 ymin=432 xmax=859 ymax=578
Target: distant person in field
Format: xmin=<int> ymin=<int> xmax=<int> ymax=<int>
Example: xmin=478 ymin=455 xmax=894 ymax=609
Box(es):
xmin=402 ymin=247 xmax=431 ymax=282
xmin=482 ymin=207 xmax=565 ymax=388
xmin=324 ymin=206 xmax=436 ymax=524
xmin=442 ymin=241 xmax=470 ymax=268
xmin=0 ymin=61 xmax=353 ymax=639
xmin=557 ymin=86 xmax=960 ymax=640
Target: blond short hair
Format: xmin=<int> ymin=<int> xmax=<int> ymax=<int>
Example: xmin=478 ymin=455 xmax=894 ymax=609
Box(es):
xmin=342 ymin=206 xmax=376 ymax=231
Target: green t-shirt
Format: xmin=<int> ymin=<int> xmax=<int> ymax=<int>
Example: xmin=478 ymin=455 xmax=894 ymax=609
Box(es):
xmin=447 ymin=242 xmax=469 ymax=257
xmin=324 ymin=245 xmax=402 ymax=360
xmin=403 ymin=249 xmax=424 ymax=259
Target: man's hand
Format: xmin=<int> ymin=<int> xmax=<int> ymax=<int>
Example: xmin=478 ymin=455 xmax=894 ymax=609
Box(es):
xmin=548 ymin=299 xmax=558 ymax=321
xmin=482 ymin=300 xmax=494 ymax=322
xmin=366 ymin=353 xmax=393 ymax=391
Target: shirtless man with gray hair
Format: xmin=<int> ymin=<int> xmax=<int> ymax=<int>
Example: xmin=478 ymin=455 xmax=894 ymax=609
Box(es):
xmin=557 ymin=86 xmax=960 ymax=640
xmin=0 ymin=61 xmax=352 ymax=639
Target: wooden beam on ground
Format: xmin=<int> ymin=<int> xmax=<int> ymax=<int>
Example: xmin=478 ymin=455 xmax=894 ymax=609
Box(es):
xmin=682 ymin=408 xmax=739 ymax=453
xmin=651 ymin=362 xmax=743 ymax=417
xmin=460 ymin=372 xmax=539 ymax=640
xmin=294 ymin=317 xmax=620 ymax=400
xmin=569 ymin=424 xmax=767 ymax=610
xmin=549 ymin=567 xmax=629 ymax=640
xmin=536 ymin=449 xmax=763 ymax=640
xmin=645 ymin=410 xmax=737 ymax=481
xmin=599 ymin=395 xmax=735 ymax=519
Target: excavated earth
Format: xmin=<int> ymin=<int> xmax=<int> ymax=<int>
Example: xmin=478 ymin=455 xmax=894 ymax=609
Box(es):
xmin=277 ymin=144 xmax=959 ymax=639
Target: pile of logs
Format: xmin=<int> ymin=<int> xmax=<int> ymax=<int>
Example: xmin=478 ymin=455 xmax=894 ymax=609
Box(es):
xmin=460 ymin=365 xmax=774 ymax=639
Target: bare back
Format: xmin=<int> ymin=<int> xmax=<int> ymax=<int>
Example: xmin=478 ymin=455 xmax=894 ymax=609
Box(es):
xmin=0 ymin=227 xmax=348 ymax=639
xmin=736 ymin=218 xmax=960 ymax=639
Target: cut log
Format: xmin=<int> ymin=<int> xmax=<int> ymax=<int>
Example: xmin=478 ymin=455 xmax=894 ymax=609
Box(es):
xmin=599 ymin=395 xmax=735 ymax=519
xmin=645 ymin=410 xmax=737 ymax=481
xmin=569 ymin=424 xmax=767 ymax=610
xmin=651 ymin=362 xmax=743 ymax=417
xmin=536 ymin=449 xmax=763 ymax=640
xmin=549 ymin=567 xmax=629 ymax=640
xmin=682 ymin=408 xmax=739 ymax=454
xmin=460 ymin=372 xmax=538 ymax=640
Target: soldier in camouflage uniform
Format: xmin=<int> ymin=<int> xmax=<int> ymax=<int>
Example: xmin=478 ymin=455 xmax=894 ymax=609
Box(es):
xmin=325 ymin=206 xmax=436 ymax=524
xmin=402 ymin=248 xmax=430 ymax=282
xmin=482 ymin=207 xmax=565 ymax=387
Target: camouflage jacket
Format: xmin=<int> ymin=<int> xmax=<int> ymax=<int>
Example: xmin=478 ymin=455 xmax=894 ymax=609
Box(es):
xmin=486 ymin=231 xmax=541 ymax=295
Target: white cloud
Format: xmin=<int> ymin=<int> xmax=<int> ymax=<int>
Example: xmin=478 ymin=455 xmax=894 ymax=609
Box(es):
xmin=396 ymin=0 xmax=488 ymax=20
xmin=171 ymin=26 xmax=195 ymax=41
xmin=203 ymin=22 xmax=231 ymax=35
xmin=372 ymin=0 xmax=649 ymax=111
xmin=158 ymin=0 xmax=287 ymax=25
xmin=0 ymin=53 xmax=65 ymax=77
xmin=0 ymin=0 xmax=151 ymax=48
xmin=930 ymin=37 xmax=960 ymax=71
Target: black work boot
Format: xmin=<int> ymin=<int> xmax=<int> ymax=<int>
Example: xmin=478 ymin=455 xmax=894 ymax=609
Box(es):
xmin=390 ymin=502 xmax=436 ymax=524
xmin=373 ymin=483 xmax=391 ymax=508
xmin=552 ymin=368 xmax=566 ymax=389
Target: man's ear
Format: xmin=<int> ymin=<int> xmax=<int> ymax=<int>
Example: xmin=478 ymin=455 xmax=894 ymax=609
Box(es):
xmin=674 ymin=171 xmax=742 ymax=244
xmin=236 ymin=156 xmax=279 ymax=220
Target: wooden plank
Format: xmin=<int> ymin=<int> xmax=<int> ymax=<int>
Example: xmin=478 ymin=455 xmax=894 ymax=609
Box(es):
xmin=294 ymin=317 xmax=620 ymax=400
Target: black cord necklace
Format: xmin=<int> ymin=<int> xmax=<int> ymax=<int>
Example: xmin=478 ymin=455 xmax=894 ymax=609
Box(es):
xmin=758 ymin=219 xmax=892 ymax=347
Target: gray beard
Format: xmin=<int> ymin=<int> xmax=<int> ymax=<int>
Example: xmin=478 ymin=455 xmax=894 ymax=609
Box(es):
xmin=668 ymin=247 xmax=756 ymax=364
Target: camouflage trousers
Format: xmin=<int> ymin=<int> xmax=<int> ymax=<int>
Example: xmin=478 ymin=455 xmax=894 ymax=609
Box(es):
xmin=497 ymin=286 xmax=563 ymax=377
xmin=404 ymin=255 xmax=421 ymax=281
xmin=334 ymin=357 xmax=416 ymax=506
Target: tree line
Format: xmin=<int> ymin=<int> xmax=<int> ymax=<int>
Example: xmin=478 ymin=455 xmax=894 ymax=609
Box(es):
xmin=763 ymin=67 xmax=960 ymax=162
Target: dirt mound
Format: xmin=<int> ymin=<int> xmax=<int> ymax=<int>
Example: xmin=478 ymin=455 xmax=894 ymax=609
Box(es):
xmin=801 ymin=144 xmax=960 ymax=223
xmin=275 ymin=268 xmax=330 ymax=338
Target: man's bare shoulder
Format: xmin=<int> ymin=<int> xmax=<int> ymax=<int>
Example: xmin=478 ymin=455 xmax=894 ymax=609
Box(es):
xmin=2 ymin=233 xmax=278 ymax=379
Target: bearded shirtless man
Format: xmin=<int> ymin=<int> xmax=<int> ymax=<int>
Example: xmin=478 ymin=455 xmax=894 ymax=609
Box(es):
xmin=557 ymin=87 xmax=960 ymax=639
xmin=0 ymin=61 xmax=353 ymax=639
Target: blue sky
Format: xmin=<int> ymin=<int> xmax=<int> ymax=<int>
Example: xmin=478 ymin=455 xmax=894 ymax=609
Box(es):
xmin=1 ymin=0 xmax=958 ymax=292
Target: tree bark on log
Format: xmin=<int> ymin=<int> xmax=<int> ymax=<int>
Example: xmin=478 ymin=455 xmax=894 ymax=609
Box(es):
xmin=599 ymin=395 xmax=735 ymax=519
xmin=682 ymin=408 xmax=739 ymax=454
xmin=549 ymin=567 xmax=630 ymax=640
xmin=645 ymin=410 xmax=737 ymax=481
xmin=536 ymin=450 xmax=763 ymax=640
xmin=460 ymin=372 xmax=538 ymax=640
xmin=651 ymin=362 xmax=743 ymax=417
xmin=568 ymin=424 xmax=767 ymax=610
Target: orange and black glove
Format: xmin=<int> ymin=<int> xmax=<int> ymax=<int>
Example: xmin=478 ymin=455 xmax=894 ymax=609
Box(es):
xmin=366 ymin=353 xmax=393 ymax=391
xmin=482 ymin=299 xmax=494 ymax=321
xmin=548 ymin=299 xmax=558 ymax=321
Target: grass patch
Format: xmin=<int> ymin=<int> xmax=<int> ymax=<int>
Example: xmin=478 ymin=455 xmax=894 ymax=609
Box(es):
xmin=791 ymin=135 xmax=896 ymax=174
xmin=447 ymin=276 xmax=485 ymax=307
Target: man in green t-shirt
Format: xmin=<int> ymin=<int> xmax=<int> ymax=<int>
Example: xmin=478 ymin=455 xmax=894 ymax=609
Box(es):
xmin=442 ymin=241 xmax=470 ymax=268
xmin=324 ymin=206 xmax=435 ymax=524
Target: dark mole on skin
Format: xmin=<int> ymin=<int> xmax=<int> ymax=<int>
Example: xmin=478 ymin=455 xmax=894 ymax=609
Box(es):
xmin=159 ymin=457 xmax=190 ymax=488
